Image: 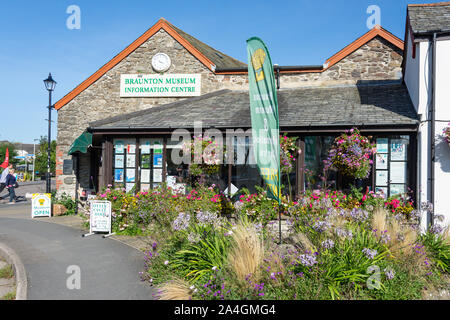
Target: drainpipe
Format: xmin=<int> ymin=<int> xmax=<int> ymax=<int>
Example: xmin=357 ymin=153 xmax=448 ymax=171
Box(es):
xmin=274 ymin=64 xmax=280 ymax=89
xmin=430 ymin=32 xmax=437 ymax=227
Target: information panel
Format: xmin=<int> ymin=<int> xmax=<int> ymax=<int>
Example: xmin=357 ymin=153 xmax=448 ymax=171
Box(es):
xmin=89 ymin=200 xmax=112 ymax=233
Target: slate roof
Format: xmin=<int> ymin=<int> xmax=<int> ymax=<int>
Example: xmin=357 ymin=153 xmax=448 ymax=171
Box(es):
xmin=408 ymin=2 xmax=450 ymax=35
xmin=89 ymin=81 xmax=418 ymax=131
xmin=165 ymin=21 xmax=247 ymax=70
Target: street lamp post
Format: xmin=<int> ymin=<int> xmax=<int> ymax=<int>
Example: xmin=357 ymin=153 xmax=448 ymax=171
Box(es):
xmin=43 ymin=73 xmax=56 ymax=194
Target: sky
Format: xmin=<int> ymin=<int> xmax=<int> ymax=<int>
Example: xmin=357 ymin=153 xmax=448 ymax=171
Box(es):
xmin=0 ymin=0 xmax=438 ymax=144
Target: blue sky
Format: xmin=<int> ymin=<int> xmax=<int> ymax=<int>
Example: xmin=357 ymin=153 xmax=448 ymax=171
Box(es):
xmin=0 ymin=0 xmax=436 ymax=143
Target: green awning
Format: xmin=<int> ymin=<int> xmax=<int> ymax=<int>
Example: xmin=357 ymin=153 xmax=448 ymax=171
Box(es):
xmin=68 ymin=132 xmax=92 ymax=155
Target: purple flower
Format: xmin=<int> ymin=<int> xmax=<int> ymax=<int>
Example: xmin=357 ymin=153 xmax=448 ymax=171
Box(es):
xmin=384 ymin=268 xmax=395 ymax=280
xmin=321 ymin=239 xmax=335 ymax=249
xmin=362 ymin=248 xmax=377 ymax=260
xmin=312 ymin=220 xmax=331 ymax=233
xmin=172 ymin=212 xmax=190 ymax=231
xmin=299 ymin=253 xmax=318 ymax=267
xmin=349 ymin=208 xmax=369 ymax=222
xmin=430 ymin=223 xmax=444 ymax=235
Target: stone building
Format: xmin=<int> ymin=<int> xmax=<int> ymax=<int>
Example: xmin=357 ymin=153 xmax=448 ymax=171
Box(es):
xmin=55 ymin=18 xmax=417 ymax=202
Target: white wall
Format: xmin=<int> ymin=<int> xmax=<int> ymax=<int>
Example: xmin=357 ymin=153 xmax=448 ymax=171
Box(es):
xmin=434 ymin=39 xmax=450 ymax=228
xmin=405 ymin=34 xmax=450 ymax=231
xmin=404 ymin=31 xmax=420 ymax=111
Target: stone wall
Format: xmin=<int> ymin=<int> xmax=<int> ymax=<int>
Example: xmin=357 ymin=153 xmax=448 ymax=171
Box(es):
xmin=56 ymin=30 xmax=403 ymax=196
xmin=56 ymin=29 xmax=248 ymax=195
xmin=281 ymin=36 xmax=403 ymax=88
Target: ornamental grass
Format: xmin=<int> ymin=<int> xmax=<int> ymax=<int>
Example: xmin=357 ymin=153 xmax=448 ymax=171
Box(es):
xmin=228 ymin=220 xmax=265 ymax=284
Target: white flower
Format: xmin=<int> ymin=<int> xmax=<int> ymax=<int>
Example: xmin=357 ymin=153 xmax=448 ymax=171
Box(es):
xmin=212 ymin=266 xmax=218 ymax=271
xmin=190 ymin=285 xmax=196 ymax=290
xmin=164 ymin=260 xmax=169 ymax=265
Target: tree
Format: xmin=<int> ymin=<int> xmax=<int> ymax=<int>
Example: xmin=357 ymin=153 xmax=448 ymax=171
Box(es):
xmin=34 ymin=136 xmax=56 ymax=176
xmin=0 ymin=142 xmax=18 ymax=167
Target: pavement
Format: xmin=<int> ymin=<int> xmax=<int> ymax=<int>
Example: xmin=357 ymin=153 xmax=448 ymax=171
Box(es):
xmin=0 ymin=194 xmax=155 ymax=299
xmin=0 ymin=257 xmax=15 ymax=299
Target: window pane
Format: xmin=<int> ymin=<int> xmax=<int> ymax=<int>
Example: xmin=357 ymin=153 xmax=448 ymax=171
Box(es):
xmin=304 ymin=136 xmax=336 ymax=190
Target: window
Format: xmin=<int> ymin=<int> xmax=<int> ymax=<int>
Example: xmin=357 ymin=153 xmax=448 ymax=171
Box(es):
xmin=303 ymin=136 xmax=337 ymax=190
xmin=374 ymin=136 xmax=409 ymax=197
xmin=113 ymin=138 xmax=136 ymax=192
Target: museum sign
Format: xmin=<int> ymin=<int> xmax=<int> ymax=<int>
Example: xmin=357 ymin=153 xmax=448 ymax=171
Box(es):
xmin=120 ymin=74 xmax=201 ymax=97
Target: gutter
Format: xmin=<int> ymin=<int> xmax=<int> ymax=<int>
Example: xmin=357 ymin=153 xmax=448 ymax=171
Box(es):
xmin=214 ymin=65 xmax=323 ymax=74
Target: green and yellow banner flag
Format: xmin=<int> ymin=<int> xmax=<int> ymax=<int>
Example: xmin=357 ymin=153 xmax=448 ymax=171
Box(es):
xmin=246 ymin=37 xmax=281 ymax=202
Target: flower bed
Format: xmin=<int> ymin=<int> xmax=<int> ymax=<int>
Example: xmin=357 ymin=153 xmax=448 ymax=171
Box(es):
xmin=87 ymin=184 xmax=449 ymax=300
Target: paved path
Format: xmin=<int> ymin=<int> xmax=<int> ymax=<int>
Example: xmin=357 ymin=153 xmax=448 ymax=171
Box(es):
xmin=0 ymin=203 xmax=154 ymax=300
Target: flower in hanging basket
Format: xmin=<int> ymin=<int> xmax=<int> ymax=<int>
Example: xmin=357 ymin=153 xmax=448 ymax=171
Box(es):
xmin=280 ymin=134 xmax=299 ymax=174
xmin=326 ymin=128 xmax=376 ymax=179
xmin=443 ymin=123 xmax=450 ymax=145
xmin=182 ymin=135 xmax=224 ymax=176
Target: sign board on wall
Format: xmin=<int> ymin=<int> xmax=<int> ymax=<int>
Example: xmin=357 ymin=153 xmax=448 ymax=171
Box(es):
xmin=120 ymin=74 xmax=201 ymax=97
xmin=31 ymin=193 xmax=52 ymax=218
xmin=89 ymin=200 xmax=112 ymax=233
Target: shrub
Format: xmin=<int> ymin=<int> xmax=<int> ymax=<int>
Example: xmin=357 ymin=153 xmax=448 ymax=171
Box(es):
xmin=52 ymin=192 xmax=77 ymax=215
xmin=419 ymin=229 xmax=450 ymax=273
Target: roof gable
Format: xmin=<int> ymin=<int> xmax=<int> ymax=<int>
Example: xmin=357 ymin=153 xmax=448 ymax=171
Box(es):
xmin=54 ymin=18 xmax=246 ymax=110
xmin=324 ymin=25 xmax=404 ymax=69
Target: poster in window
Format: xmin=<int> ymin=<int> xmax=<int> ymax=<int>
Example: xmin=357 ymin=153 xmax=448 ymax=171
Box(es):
xmin=114 ymin=169 xmax=124 ymax=182
xmin=126 ymin=183 xmax=135 ymax=193
xmin=376 ymin=138 xmax=388 ymax=153
xmin=376 ymin=170 xmax=388 ymax=186
xmin=390 ymin=162 xmax=406 ymax=183
xmin=141 ymin=184 xmax=150 ymax=192
xmin=390 ymin=139 xmax=407 ymax=160
xmin=126 ymin=169 xmax=135 ymax=182
xmin=153 ymin=168 xmax=162 ymax=182
xmin=141 ymin=140 xmax=151 ymax=154
xmin=141 ymin=154 xmax=151 ymax=169
xmin=126 ymin=142 xmax=136 ymax=154
xmin=126 ymin=154 xmax=136 ymax=168
xmin=375 ymin=187 xmax=388 ymax=198
xmin=376 ymin=153 xmax=388 ymax=170
xmin=115 ymin=155 xmax=124 ymax=168
xmin=153 ymin=154 xmax=163 ymax=167
xmin=141 ymin=169 xmax=150 ymax=183
xmin=153 ymin=141 xmax=163 ymax=154
xmin=114 ymin=140 xmax=125 ymax=154
xmin=390 ymin=184 xmax=405 ymax=196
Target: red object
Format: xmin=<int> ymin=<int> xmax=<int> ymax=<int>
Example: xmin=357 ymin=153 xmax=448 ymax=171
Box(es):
xmin=0 ymin=148 xmax=9 ymax=169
